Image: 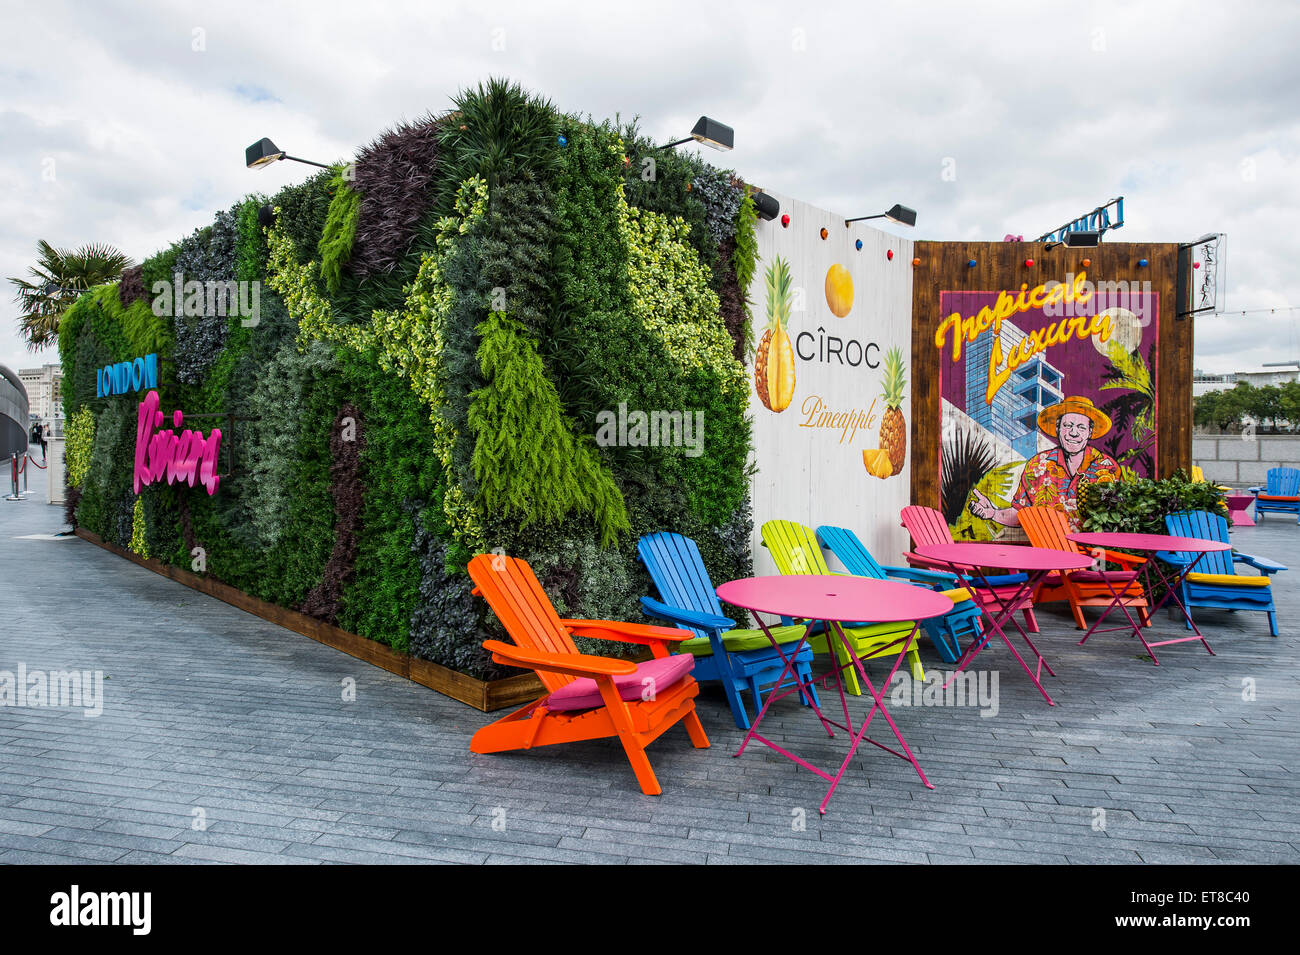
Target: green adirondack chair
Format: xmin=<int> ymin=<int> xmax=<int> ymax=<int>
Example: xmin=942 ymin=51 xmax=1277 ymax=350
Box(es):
xmin=760 ymin=519 xmax=926 ymax=696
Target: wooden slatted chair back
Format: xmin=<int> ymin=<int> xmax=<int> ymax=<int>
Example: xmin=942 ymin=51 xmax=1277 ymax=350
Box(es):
xmin=1267 ymin=467 xmax=1300 ymax=496
xmin=637 ymin=532 xmax=725 ymax=640
xmin=1017 ymin=507 xmax=1079 ymax=555
xmin=815 ymin=525 xmax=887 ymax=580
xmin=1164 ymin=511 xmax=1234 ymax=577
xmin=467 ymin=553 xmax=579 ymax=693
xmin=760 ymin=520 xmax=831 ymax=576
xmin=900 ymin=505 xmax=955 ymax=550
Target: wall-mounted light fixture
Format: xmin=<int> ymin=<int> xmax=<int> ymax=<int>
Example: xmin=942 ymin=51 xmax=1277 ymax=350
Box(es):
xmin=751 ymin=191 xmax=780 ymax=221
xmin=245 ymin=137 xmax=332 ymax=170
xmin=1044 ymin=229 xmax=1102 ymax=251
xmin=844 ymin=203 xmax=917 ymax=228
xmin=661 ymin=116 xmax=734 ymax=151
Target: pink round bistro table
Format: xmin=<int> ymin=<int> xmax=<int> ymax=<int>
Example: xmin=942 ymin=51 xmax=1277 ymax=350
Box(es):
xmin=1068 ymin=532 xmax=1232 ymax=664
xmin=914 ymin=543 xmax=1093 ymax=706
xmin=715 ymin=575 xmax=953 ymax=814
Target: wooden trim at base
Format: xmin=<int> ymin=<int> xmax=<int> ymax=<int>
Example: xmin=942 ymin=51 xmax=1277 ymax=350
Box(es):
xmin=74 ymin=528 xmax=543 ymax=712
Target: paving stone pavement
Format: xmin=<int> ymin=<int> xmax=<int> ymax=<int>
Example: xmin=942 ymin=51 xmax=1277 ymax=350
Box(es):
xmin=2 ymin=488 xmax=1298 ymax=864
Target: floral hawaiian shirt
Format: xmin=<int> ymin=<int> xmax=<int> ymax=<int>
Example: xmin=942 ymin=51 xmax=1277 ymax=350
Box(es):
xmin=1012 ymin=446 xmax=1120 ymax=531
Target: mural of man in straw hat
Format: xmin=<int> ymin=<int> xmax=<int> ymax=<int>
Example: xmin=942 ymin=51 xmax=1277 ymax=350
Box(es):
xmin=970 ymin=395 xmax=1121 ymax=531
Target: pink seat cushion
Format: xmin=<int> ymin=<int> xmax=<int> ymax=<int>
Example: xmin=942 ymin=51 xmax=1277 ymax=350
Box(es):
xmin=1070 ymin=569 xmax=1139 ymax=583
xmin=546 ymin=654 xmax=695 ymax=712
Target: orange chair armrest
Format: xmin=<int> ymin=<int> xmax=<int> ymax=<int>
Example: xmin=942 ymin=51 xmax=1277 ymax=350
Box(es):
xmin=560 ymin=619 xmax=695 ymax=645
xmin=481 ymin=639 xmax=638 ymax=677
xmin=1103 ymin=549 xmax=1146 ymax=567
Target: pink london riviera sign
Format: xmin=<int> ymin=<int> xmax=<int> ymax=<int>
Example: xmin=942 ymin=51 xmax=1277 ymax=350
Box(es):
xmin=133 ymin=390 xmax=223 ymax=495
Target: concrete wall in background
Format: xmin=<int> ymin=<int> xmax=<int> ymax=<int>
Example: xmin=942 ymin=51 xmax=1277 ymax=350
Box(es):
xmin=1194 ymin=434 xmax=1300 ymax=486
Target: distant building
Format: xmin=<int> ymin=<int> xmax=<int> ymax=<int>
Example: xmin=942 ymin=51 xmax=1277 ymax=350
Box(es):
xmin=18 ymin=363 xmax=63 ymax=435
xmin=1193 ymin=366 xmax=1299 ymax=398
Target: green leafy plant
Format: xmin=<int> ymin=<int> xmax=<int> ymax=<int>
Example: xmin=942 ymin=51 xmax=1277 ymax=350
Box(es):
xmin=1079 ymin=471 xmax=1229 ymax=535
xmin=64 ymin=407 xmax=95 ymax=489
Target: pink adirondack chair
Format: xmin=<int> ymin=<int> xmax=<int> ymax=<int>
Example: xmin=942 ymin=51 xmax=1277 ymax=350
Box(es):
xmin=900 ymin=505 xmax=1040 ymax=632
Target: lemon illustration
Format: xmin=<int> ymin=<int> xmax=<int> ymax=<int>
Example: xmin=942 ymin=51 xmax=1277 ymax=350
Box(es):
xmin=825 ymin=264 xmax=854 ymax=317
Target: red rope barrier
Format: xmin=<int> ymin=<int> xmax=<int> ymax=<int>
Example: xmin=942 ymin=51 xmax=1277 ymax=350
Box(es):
xmin=27 ymin=453 xmax=47 ymax=470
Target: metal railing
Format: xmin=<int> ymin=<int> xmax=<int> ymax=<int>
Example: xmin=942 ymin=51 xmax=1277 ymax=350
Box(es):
xmin=4 ymin=449 xmax=45 ymax=501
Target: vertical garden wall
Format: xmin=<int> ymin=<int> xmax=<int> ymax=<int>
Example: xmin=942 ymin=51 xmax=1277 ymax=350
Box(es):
xmin=60 ymin=79 xmax=757 ymax=681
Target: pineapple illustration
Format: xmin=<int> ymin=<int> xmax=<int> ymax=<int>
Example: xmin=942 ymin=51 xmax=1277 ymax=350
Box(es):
xmin=878 ymin=347 xmax=907 ymax=475
xmin=755 ymin=257 xmax=796 ymax=412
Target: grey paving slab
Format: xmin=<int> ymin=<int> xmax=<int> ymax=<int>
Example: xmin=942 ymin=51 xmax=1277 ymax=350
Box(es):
xmin=2 ymin=487 xmax=1298 ymax=863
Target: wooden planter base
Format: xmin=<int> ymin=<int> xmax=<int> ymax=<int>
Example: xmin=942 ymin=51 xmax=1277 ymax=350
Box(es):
xmin=74 ymin=529 xmax=543 ymax=712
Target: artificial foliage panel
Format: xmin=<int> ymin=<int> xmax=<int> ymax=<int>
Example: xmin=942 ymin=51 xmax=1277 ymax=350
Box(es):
xmin=61 ymin=80 xmax=757 ymax=682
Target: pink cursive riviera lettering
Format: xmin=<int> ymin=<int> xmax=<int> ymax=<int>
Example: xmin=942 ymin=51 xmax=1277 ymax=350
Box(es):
xmin=133 ymin=390 xmax=223 ymax=495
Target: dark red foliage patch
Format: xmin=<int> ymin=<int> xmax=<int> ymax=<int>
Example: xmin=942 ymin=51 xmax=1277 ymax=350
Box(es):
xmin=349 ymin=118 xmax=443 ymax=278
xmin=717 ymin=235 xmax=747 ymax=362
xmin=64 ymin=484 xmax=81 ymax=529
xmin=118 ymin=265 xmax=147 ymax=308
xmin=299 ymin=404 xmax=365 ymax=624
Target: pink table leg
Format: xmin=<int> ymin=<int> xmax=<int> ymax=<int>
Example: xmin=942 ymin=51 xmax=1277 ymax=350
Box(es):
xmin=815 ymin=621 xmax=933 ymax=814
xmin=1134 ymin=554 xmax=1216 ymax=660
xmin=734 ymin=613 xmax=933 ymax=813
xmin=735 ymin=618 xmax=834 ymax=760
xmin=937 ymin=563 xmax=1058 ymax=705
xmin=1077 ymin=562 xmax=1150 ymax=651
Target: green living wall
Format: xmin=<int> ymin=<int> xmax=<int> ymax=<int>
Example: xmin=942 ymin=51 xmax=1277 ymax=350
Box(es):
xmin=60 ymin=79 xmax=757 ymax=679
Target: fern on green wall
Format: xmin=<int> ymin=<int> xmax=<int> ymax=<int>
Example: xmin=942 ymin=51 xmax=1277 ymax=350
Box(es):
xmin=733 ymin=193 xmax=759 ymax=324
xmin=318 ymin=171 xmax=361 ymax=295
xmin=468 ymin=310 xmax=629 ymax=545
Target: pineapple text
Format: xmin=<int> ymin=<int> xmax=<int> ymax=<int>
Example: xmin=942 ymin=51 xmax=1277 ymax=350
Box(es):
xmin=798 ymin=395 xmax=879 ymax=444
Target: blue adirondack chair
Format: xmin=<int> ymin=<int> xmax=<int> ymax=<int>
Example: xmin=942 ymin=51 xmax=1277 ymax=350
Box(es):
xmin=816 ymin=525 xmax=986 ymax=664
xmin=637 ymin=532 xmax=820 ymax=730
xmin=1249 ymin=467 xmax=1300 ymax=523
xmin=1159 ymin=510 xmax=1287 ymax=636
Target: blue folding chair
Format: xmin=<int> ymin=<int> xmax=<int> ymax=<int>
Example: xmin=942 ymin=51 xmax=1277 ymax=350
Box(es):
xmin=637 ymin=532 xmax=819 ymax=729
xmin=1161 ymin=510 xmax=1287 ymax=637
xmin=816 ymin=524 xmax=985 ymax=663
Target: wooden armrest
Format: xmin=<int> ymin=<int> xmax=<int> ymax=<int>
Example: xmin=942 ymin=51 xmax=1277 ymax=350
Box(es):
xmin=481 ymin=639 xmax=637 ymax=677
xmin=1103 ymin=549 xmax=1146 ymax=567
xmin=560 ymin=619 xmax=694 ymax=644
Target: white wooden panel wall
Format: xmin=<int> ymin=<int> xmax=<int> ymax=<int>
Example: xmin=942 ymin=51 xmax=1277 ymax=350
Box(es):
xmin=746 ymin=192 xmax=915 ymax=576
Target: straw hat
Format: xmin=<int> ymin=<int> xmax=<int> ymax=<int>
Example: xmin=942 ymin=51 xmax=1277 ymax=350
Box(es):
xmin=1037 ymin=396 xmax=1112 ymax=439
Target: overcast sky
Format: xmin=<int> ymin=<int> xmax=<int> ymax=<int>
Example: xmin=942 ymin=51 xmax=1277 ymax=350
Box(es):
xmin=3 ymin=0 xmax=1298 ymax=380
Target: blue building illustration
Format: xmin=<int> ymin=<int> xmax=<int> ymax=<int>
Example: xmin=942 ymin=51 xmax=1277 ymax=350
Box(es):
xmin=964 ymin=319 xmax=1063 ymax=459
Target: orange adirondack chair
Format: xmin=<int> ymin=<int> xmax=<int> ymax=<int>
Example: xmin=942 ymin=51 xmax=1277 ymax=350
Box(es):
xmin=899 ymin=505 xmax=1040 ymax=632
xmin=467 ymin=553 xmax=710 ymax=796
xmin=1017 ymin=506 xmax=1151 ymax=630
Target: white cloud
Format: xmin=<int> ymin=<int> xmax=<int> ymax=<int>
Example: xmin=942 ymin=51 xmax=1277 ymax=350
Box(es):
xmin=3 ymin=0 xmax=1298 ymax=376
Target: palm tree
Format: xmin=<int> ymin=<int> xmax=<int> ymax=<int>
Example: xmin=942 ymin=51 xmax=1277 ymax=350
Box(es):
xmin=8 ymin=240 xmax=134 ymax=351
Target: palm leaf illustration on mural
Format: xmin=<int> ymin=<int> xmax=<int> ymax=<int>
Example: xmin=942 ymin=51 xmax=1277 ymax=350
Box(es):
xmin=1099 ymin=340 xmax=1156 ymax=476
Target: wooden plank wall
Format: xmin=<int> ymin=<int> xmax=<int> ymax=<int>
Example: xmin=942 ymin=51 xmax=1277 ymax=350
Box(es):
xmin=909 ymin=241 xmax=1192 ymax=508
